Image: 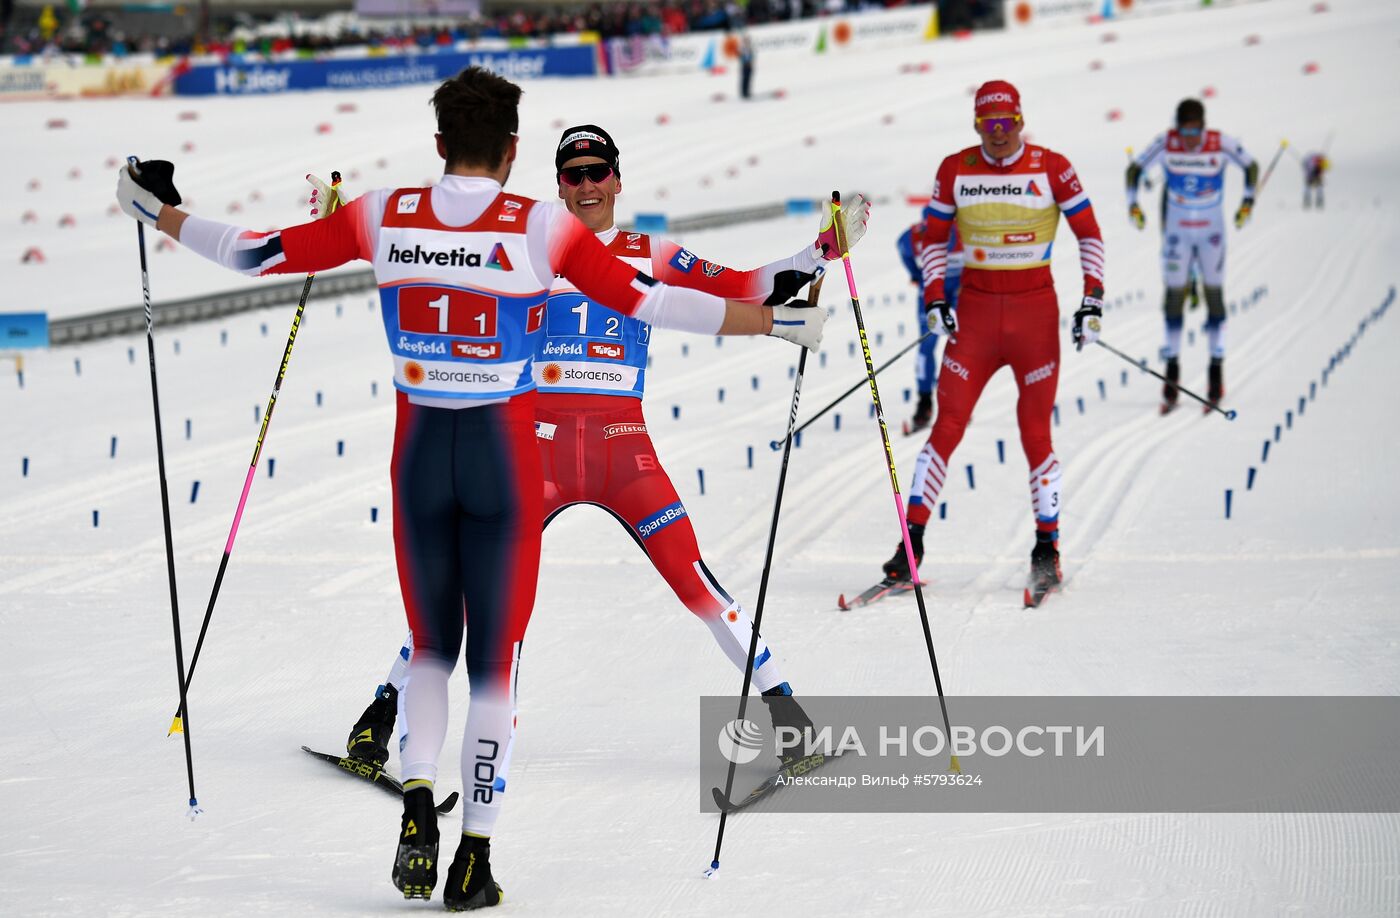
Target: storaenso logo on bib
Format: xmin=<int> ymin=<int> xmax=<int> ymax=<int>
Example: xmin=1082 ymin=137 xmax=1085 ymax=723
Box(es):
xmin=425 ymin=368 xmax=502 ymax=383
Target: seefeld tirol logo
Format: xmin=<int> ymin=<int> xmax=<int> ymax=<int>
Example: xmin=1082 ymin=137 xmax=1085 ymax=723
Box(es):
xmin=718 ymin=718 xmax=765 ymax=764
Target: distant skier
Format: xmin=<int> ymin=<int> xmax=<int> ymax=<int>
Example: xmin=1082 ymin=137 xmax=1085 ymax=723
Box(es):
xmin=879 ymin=80 xmax=1107 ymax=608
xmin=1303 ymin=152 xmax=1329 ymax=209
xmin=346 ymin=123 xmax=870 ymax=779
xmin=116 ymin=67 xmax=828 ymax=910
xmin=1127 ymin=98 xmax=1258 ymax=413
xmin=738 ymin=32 xmax=755 ymax=100
xmin=895 ymin=219 xmax=962 ymax=434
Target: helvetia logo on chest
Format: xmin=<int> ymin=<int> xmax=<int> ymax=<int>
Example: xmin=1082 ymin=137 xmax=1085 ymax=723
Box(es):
xmin=386 ymin=242 xmax=512 ymax=270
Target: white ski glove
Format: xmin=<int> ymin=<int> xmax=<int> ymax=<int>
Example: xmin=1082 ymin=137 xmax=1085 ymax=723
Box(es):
xmin=115 ymin=158 xmax=181 ymax=228
xmin=768 ymin=300 xmax=827 ymax=351
xmin=306 ymin=171 xmax=345 ymax=219
xmin=813 ymin=192 xmax=871 ymax=260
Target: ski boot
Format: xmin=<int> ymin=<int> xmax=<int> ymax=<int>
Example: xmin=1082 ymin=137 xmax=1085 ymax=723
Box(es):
xmin=904 ymin=392 xmax=933 ymax=436
xmin=1024 ymin=535 xmax=1062 ymax=608
xmin=882 ymin=523 xmax=925 ymax=583
xmin=347 ymin=683 xmax=398 ymax=767
xmin=1160 ymin=357 xmax=1181 ymax=414
xmin=392 ymin=785 xmax=440 ymax=900
xmin=1205 ymin=357 xmax=1224 ymax=413
xmin=761 ymin=682 xmax=815 ymax=764
xmin=443 ymin=833 xmax=503 ymax=911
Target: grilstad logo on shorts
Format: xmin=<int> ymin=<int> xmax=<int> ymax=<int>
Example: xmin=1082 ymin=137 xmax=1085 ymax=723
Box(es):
xmin=603 ymin=423 xmax=647 ymax=439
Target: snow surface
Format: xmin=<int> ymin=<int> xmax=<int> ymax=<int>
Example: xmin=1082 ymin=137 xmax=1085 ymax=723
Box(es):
xmin=3 ymin=1 xmax=1400 ymax=915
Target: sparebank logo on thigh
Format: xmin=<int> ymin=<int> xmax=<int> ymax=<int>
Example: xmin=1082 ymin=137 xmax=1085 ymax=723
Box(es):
xmin=636 ymin=501 xmax=687 ymax=540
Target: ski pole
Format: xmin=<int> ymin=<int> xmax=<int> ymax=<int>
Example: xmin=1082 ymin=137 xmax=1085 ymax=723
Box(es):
xmin=770 ymin=332 xmax=931 ymax=449
xmin=706 ymin=268 xmax=824 ymax=877
xmin=1255 ymin=139 xmax=1289 ymax=198
xmin=1095 ymin=338 xmax=1237 ymax=420
xmin=128 ymin=157 xmax=202 ymax=819
xmin=828 ymin=190 xmax=958 ymax=768
xmin=169 ymin=172 xmax=342 ymax=733
xmin=1126 ymin=147 xmax=1152 ymax=191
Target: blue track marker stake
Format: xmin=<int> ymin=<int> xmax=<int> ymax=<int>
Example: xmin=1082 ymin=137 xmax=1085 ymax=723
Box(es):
xmin=869 ymin=403 xmax=876 ymax=418
xmin=255 ymin=404 xmax=261 ymax=423
xmin=128 ymin=347 xmax=135 ymax=363
xmin=715 ymin=336 xmax=722 ymax=348
xmin=109 ymin=435 xmax=117 ymax=458
xmin=966 ymin=465 xmax=975 ymax=489
xmin=848 ymin=341 xmax=856 ymax=357
xmin=1274 ymin=425 xmax=1281 ymax=443
xmin=647 ymin=356 xmax=653 ymax=369
xmin=220 ymin=329 xmax=227 ymax=346
xmin=1286 ymin=410 xmax=1293 ymax=430
xmin=1262 ymin=441 xmax=1270 ymax=463
xmin=260 ymin=323 xmax=268 ymax=336
xmin=74 ymin=357 xmax=82 ymax=376
xmin=746 ymin=446 xmax=753 ymax=469
xmin=1098 ymin=379 xmax=1106 ymax=400
xmin=15 ymin=370 xmax=22 ymax=388
xmin=267 ymin=458 xmax=276 ymax=478
xmin=1053 ymin=404 xmax=1061 ymax=426
xmin=751 ymin=375 xmax=760 ymax=391
xmin=371 ymin=381 xmax=378 ymax=397
xmin=1076 ymin=397 xmax=1085 ymax=415
xmin=190 ymin=481 xmax=200 ymax=503
xmin=697 ymin=469 xmax=705 ymax=495
xmin=1298 ymin=397 xmax=1305 ymax=416
xmin=1247 ymin=467 xmax=1256 ymax=490
xmin=173 ymin=339 xmax=180 ymax=355
xmin=185 ymin=418 xmax=192 ymax=440
xmin=996 ymin=439 xmax=1005 ymax=464
xmin=682 ymin=343 xmax=689 ymax=357
xmin=794 ymin=431 xmax=803 ymax=448
xmin=903 ymin=388 xmax=911 ymax=402
xmin=371 ymin=507 xmax=379 ymax=523
xmin=316 ymin=391 xmax=323 ymax=407
xmin=336 ymin=303 xmax=343 ymax=317
xmin=717 ymin=388 xmax=725 ymax=403
xmin=672 ymin=405 xmax=681 ymax=419
xmin=898 ymin=322 xmax=906 ymax=336
xmin=337 ymin=440 xmax=345 ymax=456
xmin=1121 ymin=369 xmax=1128 ymax=386
xmin=834 ymin=413 xmax=841 ymax=431
xmin=876 ymin=332 xmax=884 ymax=346
xmin=92 ymin=510 xmax=99 ymax=528
xmin=820 ymin=352 xmax=827 ymax=368
xmin=939 ymin=502 xmax=947 ymax=520
xmin=788 ymin=365 xmax=796 ymax=379
xmin=1309 ymin=381 xmax=1316 ymax=401
xmin=1224 ymin=489 xmax=1233 ymax=519
xmin=22 ymin=457 xmax=29 ymax=477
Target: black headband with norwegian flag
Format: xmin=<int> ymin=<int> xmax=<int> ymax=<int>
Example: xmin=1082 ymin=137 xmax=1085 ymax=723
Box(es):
xmin=556 ymin=124 xmax=620 ymax=176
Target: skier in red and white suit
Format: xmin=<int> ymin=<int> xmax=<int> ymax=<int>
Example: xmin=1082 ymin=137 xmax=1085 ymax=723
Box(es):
xmin=881 ymin=80 xmax=1106 ymax=606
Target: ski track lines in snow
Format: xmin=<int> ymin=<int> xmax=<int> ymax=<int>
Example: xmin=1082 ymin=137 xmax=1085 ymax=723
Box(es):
xmin=5 ymin=2 xmax=1400 ymax=916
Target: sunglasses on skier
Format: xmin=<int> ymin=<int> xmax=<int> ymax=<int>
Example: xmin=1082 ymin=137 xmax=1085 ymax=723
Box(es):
xmin=975 ymin=113 xmax=1022 ymax=133
xmin=1178 ymin=126 xmax=1204 ymax=137
xmin=558 ymin=163 xmax=616 ymax=186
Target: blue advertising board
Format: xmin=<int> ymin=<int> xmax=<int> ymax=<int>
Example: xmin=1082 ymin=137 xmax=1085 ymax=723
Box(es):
xmin=174 ymin=45 xmax=598 ymax=95
xmin=0 ymin=312 xmax=49 ymax=349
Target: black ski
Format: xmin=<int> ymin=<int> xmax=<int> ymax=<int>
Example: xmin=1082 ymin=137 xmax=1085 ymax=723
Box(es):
xmin=300 ymin=745 xmax=459 ymax=814
xmin=711 ymin=750 xmax=834 ymax=813
xmin=838 ymin=577 xmax=916 ymax=610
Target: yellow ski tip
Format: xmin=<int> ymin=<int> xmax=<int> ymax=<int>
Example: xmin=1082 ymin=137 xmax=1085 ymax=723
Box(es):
xmin=949 ymin=754 xmax=962 ymax=774
xmin=1281 ymin=138 xmax=1290 ymax=147
xmin=168 ymin=715 xmax=184 ymax=736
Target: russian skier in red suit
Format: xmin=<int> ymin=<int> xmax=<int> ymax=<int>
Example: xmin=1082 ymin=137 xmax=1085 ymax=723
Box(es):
xmin=879 ymin=80 xmax=1106 ymax=608
xmin=115 ymin=69 xmax=831 ymax=909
